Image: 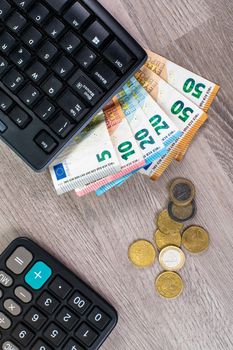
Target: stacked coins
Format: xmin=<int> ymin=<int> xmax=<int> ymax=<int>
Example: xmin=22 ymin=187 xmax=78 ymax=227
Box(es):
xmin=128 ymin=178 xmax=210 ymax=299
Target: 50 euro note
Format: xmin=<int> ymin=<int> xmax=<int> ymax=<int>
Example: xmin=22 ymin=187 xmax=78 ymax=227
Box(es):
xmin=50 ymin=112 xmax=120 ymax=195
xmin=75 ymin=100 xmax=145 ymax=197
xmin=136 ymin=66 xmax=208 ymax=180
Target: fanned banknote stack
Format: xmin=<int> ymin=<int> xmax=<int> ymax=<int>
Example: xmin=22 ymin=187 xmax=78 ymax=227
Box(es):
xmin=49 ymin=49 xmax=220 ymax=196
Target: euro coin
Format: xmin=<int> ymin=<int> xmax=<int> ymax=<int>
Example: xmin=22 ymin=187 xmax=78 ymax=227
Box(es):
xmin=168 ymin=201 xmax=196 ymax=222
xmin=155 ymin=271 xmax=184 ymax=299
xmin=169 ymin=178 xmax=195 ymax=207
xmin=128 ymin=240 xmax=157 ymax=267
xmin=154 ymin=229 xmax=181 ymax=250
xmin=159 ymin=246 xmax=185 ymax=271
xmin=157 ymin=209 xmax=184 ymax=234
xmin=182 ymin=226 xmax=209 ymax=253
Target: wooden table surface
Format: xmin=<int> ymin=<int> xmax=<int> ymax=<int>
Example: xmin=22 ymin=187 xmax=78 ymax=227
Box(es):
xmin=1 ymin=0 xmax=233 ymax=349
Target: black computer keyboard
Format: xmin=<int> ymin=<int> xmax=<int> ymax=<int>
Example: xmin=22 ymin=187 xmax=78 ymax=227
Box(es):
xmin=0 ymin=237 xmax=118 ymax=349
xmin=0 ymin=0 xmax=147 ymax=171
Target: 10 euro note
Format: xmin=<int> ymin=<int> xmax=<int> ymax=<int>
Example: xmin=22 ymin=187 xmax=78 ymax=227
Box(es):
xmin=50 ymin=112 xmax=120 ymax=195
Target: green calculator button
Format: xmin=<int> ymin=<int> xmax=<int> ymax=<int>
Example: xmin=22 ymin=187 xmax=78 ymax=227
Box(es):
xmin=25 ymin=261 xmax=52 ymax=290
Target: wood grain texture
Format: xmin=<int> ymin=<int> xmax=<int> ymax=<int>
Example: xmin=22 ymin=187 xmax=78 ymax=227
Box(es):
xmin=0 ymin=0 xmax=233 ymax=349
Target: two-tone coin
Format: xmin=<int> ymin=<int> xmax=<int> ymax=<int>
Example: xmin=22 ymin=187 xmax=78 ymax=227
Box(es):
xmin=155 ymin=271 xmax=184 ymax=299
xmin=168 ymin=201 xmax=196 ymax=223
xmin=159 ymin=246 xmax=185 ymax=271
xmin=128 ymin=240 xmax=157 ymax=268
xmin=182 ymin=226 xmax=209 ymax=253
xmin=169 ymin=178 xmax=195 ymax=207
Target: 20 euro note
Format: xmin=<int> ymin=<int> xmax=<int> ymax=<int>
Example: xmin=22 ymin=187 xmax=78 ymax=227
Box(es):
xmin=145 ymin=49 xmax=220 ymax=113
xmin=75 ymin=100 xmax=145 ymax=197
xmin=136 ymin=66 xmax=208 ymax=180
xmin=50 ymin=112 xmax=120 ymax=195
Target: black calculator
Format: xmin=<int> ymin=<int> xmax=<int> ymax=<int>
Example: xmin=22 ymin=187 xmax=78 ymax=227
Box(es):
xmin=0 ymin=237 xmax=118 ymax=349
xmin=0 ymin=0 xmax=147 ymax=171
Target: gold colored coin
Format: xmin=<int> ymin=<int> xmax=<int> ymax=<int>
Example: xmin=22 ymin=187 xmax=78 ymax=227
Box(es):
xmin=182 ymin=226 xmax=209 ymax=253
xmin=128 ymin=240 xmax=157 ymax=267
xmin=154 ymin=229 xmax=181 ymax=250
xmin=169 ymin=178 xmax=195 ymax=207
xmin=155 ymin=271 xmax=184 ymax=299
xmin=159 ymin=246 xmax=185 ymax=271
xmin=157 ymin=210 xmax=184 ymax=234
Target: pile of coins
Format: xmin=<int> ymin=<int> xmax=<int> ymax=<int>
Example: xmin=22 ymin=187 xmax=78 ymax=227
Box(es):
xmin=128 ymin=178 xmax=210 ymax=299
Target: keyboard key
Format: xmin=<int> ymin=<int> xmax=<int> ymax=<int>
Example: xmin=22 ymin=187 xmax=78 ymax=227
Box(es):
xmin=12 ymin=323 xmax=34 ymax=346
xmin=3 ymin=69 xmax=24 ymax=92
xmin=6 ymin=11 xmax=27 ymax=33
xmin=9 ymin=107 xmax=31 ymax=129
xmin=0 ymin=312 xmax=11 ymax=330
xmin=0 ymin=56 xmax=9 ymax=76
xmin=24 ymin=307 xmax=47 ymax=330
xmin=10 ymin=46 xmax=31 ymax=68
xmin=0 ymin=270 xmax=13 ymax=287
xmin=75 ymin=323 xmax=98 ymax=347
xmin=3 ymin=298 xmax=22 ymax=316
xmin=49 ymin=275 xmax=72 ymax=299
xmin=76 ymin=46 xmax=97 ymax=69
xmin=92 ymin=60 xmax=118 ymax=89
xmin=45 ymin=0 xmax=69 ymax=13
xmin=25 ymin=261 xmax=52 ymax=290
xmin=34 ymin=98 xmax=56 ymax=121
xmin=0 ymin=1 xmax=11 ymax=20
xmin=87 ymin=307 xmax=111 ymax=330
xmin=68 ymin=291 xmax=91 ymax=315
xmin=83 ymin=21 xmax=110 ymax=49
xmin=18 ymin=84 xmax=40 ymax=106
xmin=38 ymin=41 xmax=58 ymax=63
xmin=26 ymin=61 xmax=47 ymax=82
xmin=43 ymin=323 xmax=66 ymax=347
xmin=56 ymin=306 xmax=79 ymax=330
xmin=37 ymin=291 xmax=59 ymax=315
xmin=42 ymin=75 xmax=63 ymax=97
xmin=14 ymin=286 xmax=32 ymax=303
xmin=53 ymin=56 xmax=74 ymax=78
xmin=13 ymin=0 xmax=34 ymax=11
xmin=0 ymin=91 xmax=13 ymax=112
xmin=2 ymin=341 xmax=19 ymax=350
xmin=103 ymin=40 xmax=134 ymax=74
xmin=63 ymin=339 xmax=84 ymax=350
xmin=35 ymin=131 xmax=58 ymax=154
xmin=6 ymin=246 xmax=33 ymax=274
xmin=69 ymin=70 xmax=103 ymax=106
xmin=45 ymin=17 xmax=65 ymax=39
xmin=22 ymin=26 xmax=42 ymax=48
xmin=64 ymin=2 xmax=91 ymax=29
xmin=50 ymin=113 xmax=74 ymax=138
xmin=29 ymin=3 xmax=50 ymax=24
xmin=58 ymin=89 xmax=88 ymax=121
xmin=60 ymin=31 xmax=81 ymax=54
xmin=0 ymin=120 xmax=7 ymax=133
xmin=31 ymin=339 xmax=52 ymax=350
xmin=0 ymin=31 xmax=16 ymax=54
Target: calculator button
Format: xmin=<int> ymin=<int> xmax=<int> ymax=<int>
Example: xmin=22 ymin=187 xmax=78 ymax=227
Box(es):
xmin=25 ymin=261 xmax=52 ymax=290
xmin=56 ymin=307 xmax=79 ymax=331
xmin=92 ymin=60 xmax=118 ymax=89
xmin=4 ymin=299 xmax=22 ymax=316
xmin=43 ymin=322 xmax=66 ymax=346
xmin=49 ymin=276 xmax=72 ymax=299
xmin=31 ymin=339 xmax=52 ymax=350
xmin=68 ymin=291 xmax=91 ymax=315
xmin=0 ymin=312 xmax=11 ymax=329
xmin=37 ymin=291 xmax=59 ymax=314
xmin=6 ymin=246 xmax=33 ymax=275
xmin=9 ymin=107 xmax=31 ymax=129
xmin=75 ymin=323 xmax=98 ymax=347
xmin=14 ymin=286 xmax=32 ymax=303
xmin=0 ymin=271 xmax=13 ymax=287
xmin=64 ymin=3 xmax=91 ymax=30
xmin=2 ymin=341 xmax=19 ymax=350
xmin=63 ymin=339 xmax=84 ymax=350
xmin=83 ymin=21 xmax=110 ymax=49
xmin=0 ymin=1 xmax=11 ymax=20
xmin=58 ymin=90 xmax=88 ymax=121
xmin=12 ymin=323 xmax=35 ymax=346
xmin=25 ymin=307 xmax=47 ymax=330
xmin=35 ymin=131 xmax=58 ymax=154
xmin=103 ymin=40 xmax=134 ymax=74
xmin=88 ymin=307 xmax=111 ymax=330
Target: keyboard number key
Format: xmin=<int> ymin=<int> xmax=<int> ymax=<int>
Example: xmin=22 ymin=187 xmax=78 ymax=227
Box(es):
xmin=75 ymin=323 xmax=98 ymax=347
xmin=18 ymin=84 xmax=40 ymax=106
xmin=43 ymin=323 xmax=66 ymax=347
xmin=12 ymin=323 xmax=34 ymax=346
xmin=35 ymin=131 xmax=58 ymax=154
xmin=87 ymin=307 xmax=111 ymax=330
xmin=68 ymin=291 xmax=91 ymax=315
